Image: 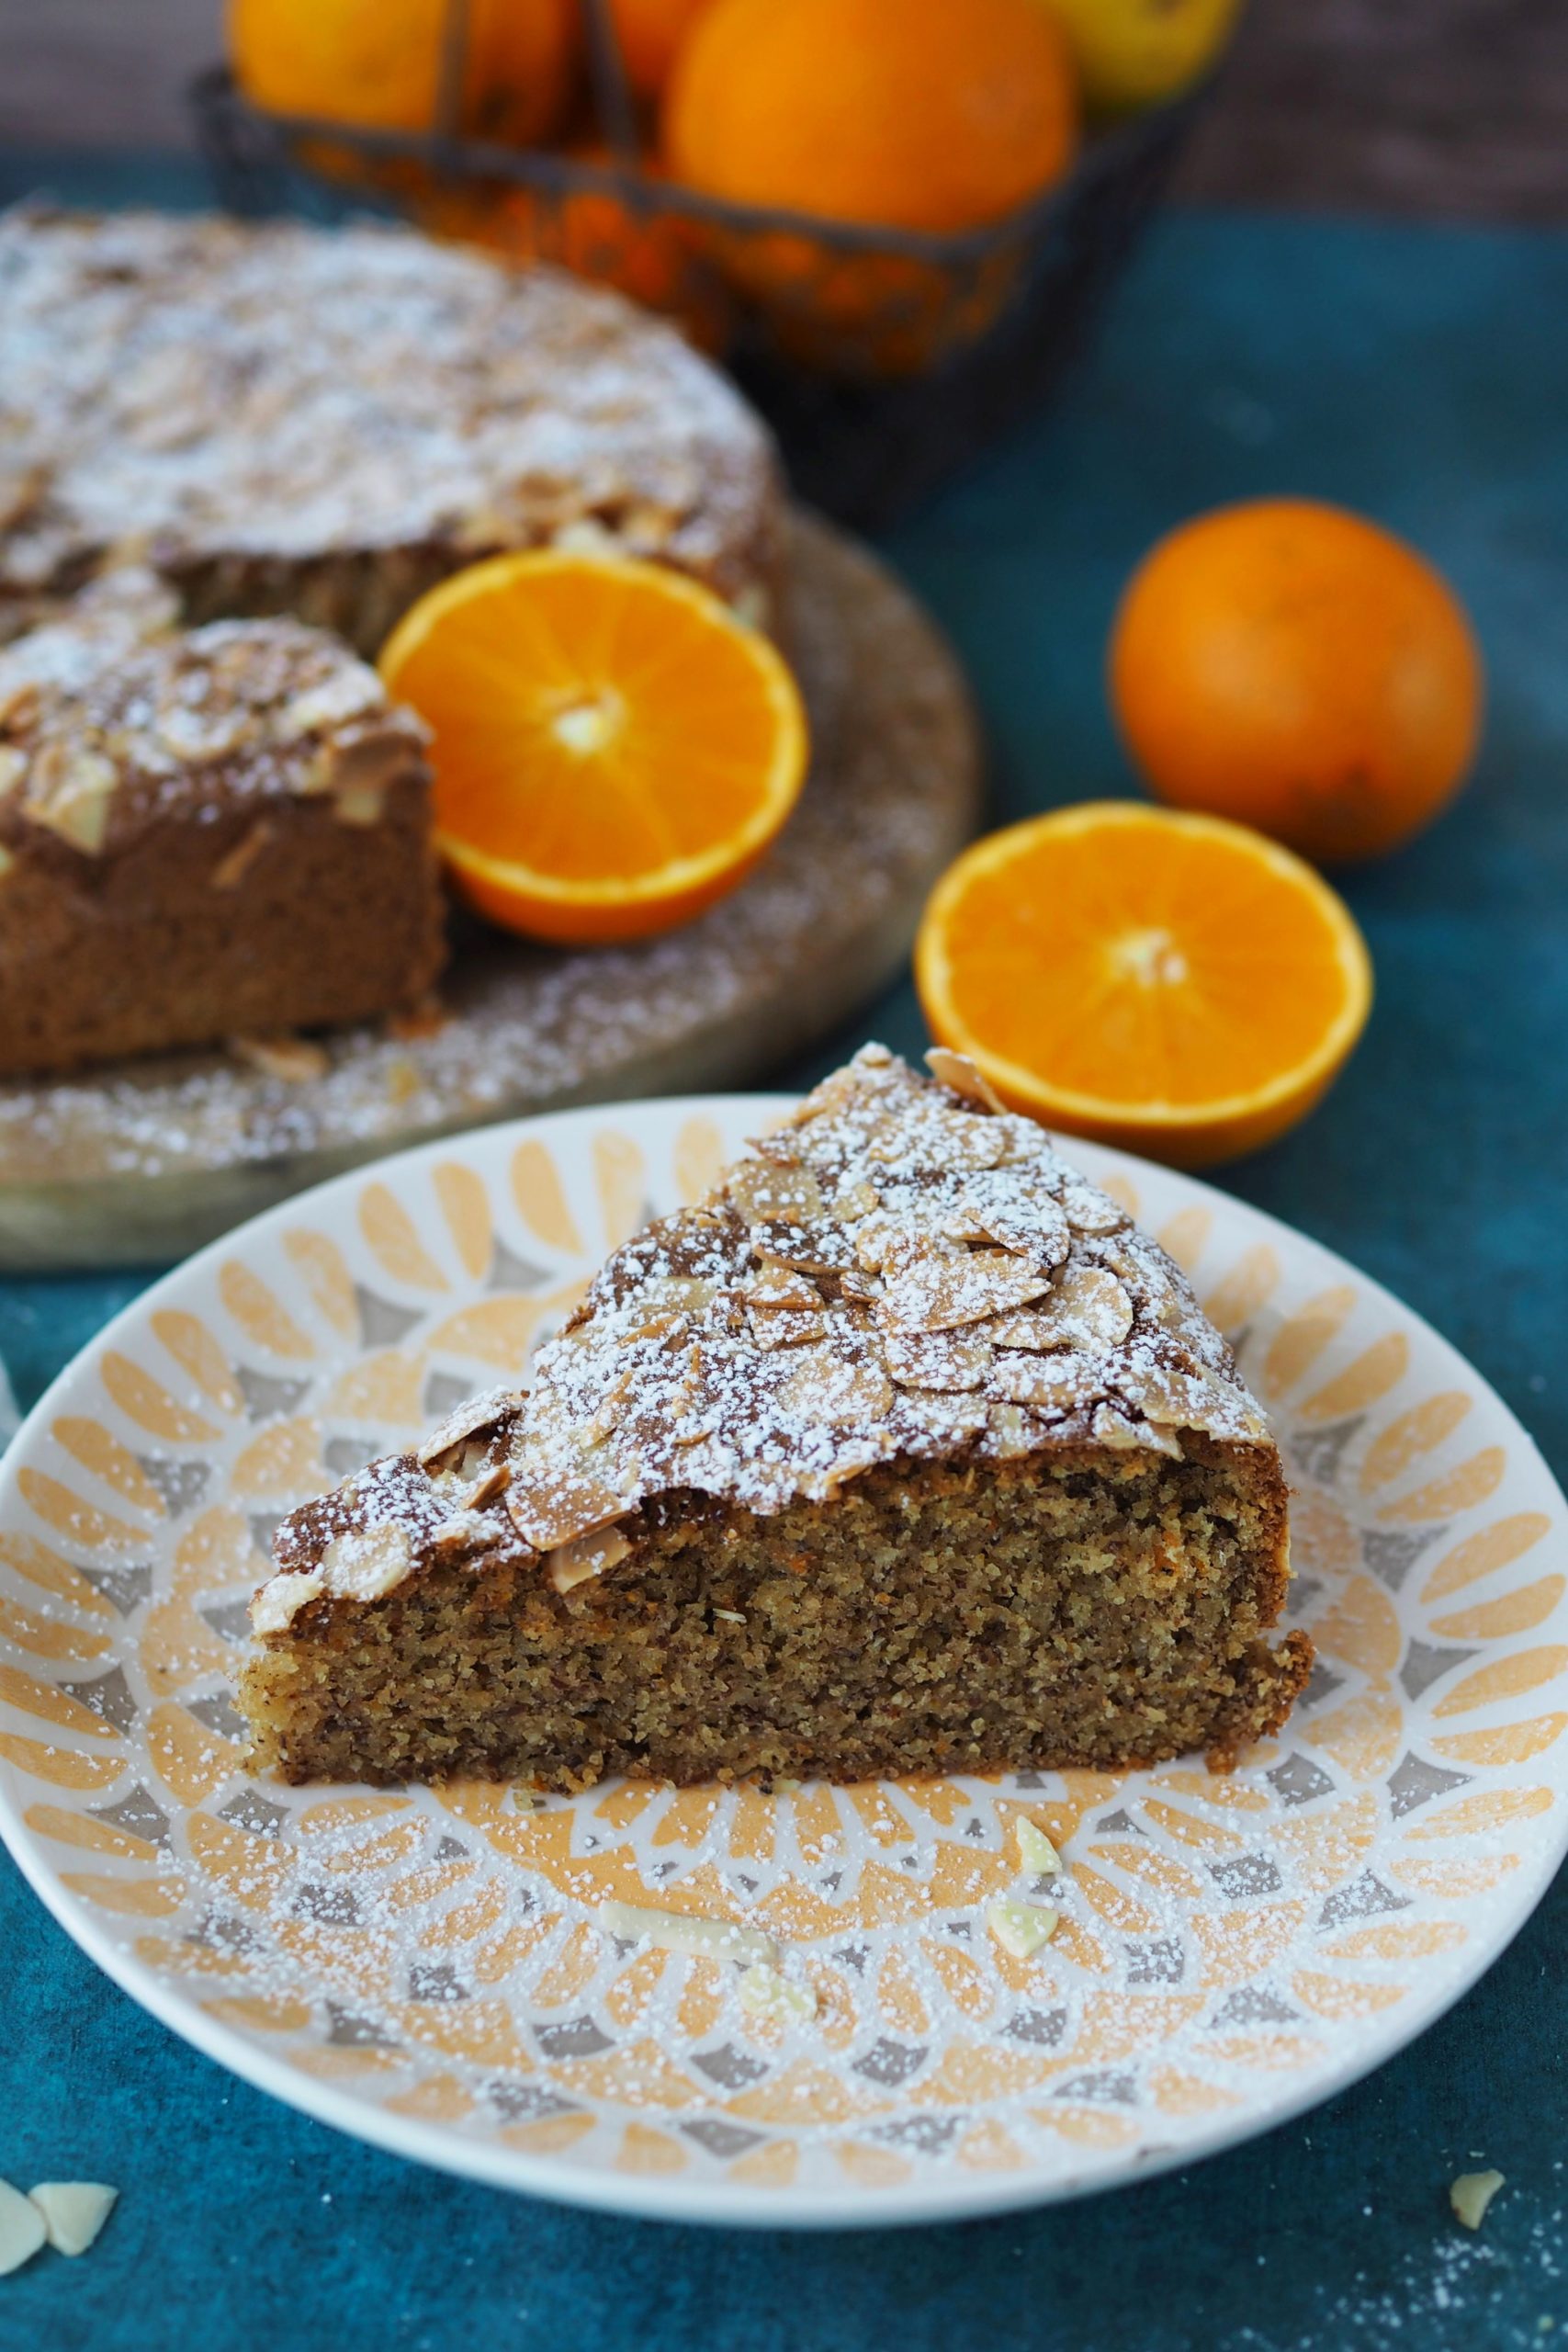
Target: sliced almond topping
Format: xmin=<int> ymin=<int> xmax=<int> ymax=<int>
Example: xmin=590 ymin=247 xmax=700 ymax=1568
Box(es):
xmin=880 ymin=1239 xmax=1051 ymax=1334
xmin=1061 ymin=1179 xmax=1127 ymax=1236
xmin=320 ymin=1521 xmax=413 ymax=1601
xmin=750 ymin=1307 xmax=829 ymax=1351
xmin=27 ymin=743 xmax=118 ymax=852
xmin=1118 ymin=1363 xmax=1251 ymax=1437
xmin=741 ymin=1267 xmax=822 ymax=1312
xmin=211 ymin=819 xmax=276 ymax=889
xmin=990 ymin=1354 xmax=1092 ymax=1413
xmin=1091 ymin=1403 xmax=1181 ymax=1455
xmin=231 ymin=1033 xmax=330 ymax=1083
xmin=275 ymin=663 xmax=385 ymax=741
xmin=778 ymin=1345 xmax=893 ymax=1426
xmin=508 ymin=1466 xmax=631 ymax=1554
xmin=251 ymin=1564 xmax=327 ymax=1635
xmin=464 ymin=1464 xmax=512 ymax=1518
xmin=925 ymin=1046 xmax=1009 ymax=1114
xmin=599 ymin=1899 xmax=781 ymax=1968
xmin=416 ymin=1385 xmax=519 ymax=1466
xmin=727 ymin=1160 xmax=826 ymax=1223
xmin=880 ymin=1325 xmax=992 ymax=1394
xmin=989 ymin=1266 xmax=1134 ymax=1354
xmin=831 ymin=1179 xmax=881 ymax=1224
xmin=547 ymin=1521 xmax=632 ymax=1594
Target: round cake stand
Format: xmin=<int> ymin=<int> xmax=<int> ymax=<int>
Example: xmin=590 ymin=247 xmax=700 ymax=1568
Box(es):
xmin=0 ymin=513 xmax=980 ymax=1270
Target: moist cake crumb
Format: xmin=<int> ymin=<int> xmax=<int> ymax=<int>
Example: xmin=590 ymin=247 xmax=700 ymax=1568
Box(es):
xmin=240 ymin=1046 xmax=1312 ymax=1789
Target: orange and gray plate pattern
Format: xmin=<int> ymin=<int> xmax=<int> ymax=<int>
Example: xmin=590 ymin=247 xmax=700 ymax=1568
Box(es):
xmin=0 ymin=1097 xmax=1562 ymax=2226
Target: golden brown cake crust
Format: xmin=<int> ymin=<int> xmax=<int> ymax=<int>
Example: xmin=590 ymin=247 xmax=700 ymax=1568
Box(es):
xmin=243 ymin=1048 xmax=1312 ymax=1789
xmin=0 ymin=572 xmax=444 ymax=1074
xmin=0 ymin=206 xmax=784 ymax=653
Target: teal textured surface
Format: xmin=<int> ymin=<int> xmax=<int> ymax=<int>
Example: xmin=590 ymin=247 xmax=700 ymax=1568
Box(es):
xmin=0 ymin=161 xmax=1564 ymax=2347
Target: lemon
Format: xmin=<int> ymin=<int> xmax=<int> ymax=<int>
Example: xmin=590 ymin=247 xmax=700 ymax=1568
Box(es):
xmin=1042 ymin=0 xmax=1243 ymax=112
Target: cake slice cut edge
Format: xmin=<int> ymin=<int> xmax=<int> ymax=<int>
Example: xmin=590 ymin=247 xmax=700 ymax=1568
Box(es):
xmin=239 ymin=1045 xmax=1313 ymax=1791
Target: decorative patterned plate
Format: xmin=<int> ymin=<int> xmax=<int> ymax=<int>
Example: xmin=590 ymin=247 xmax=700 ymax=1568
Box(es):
xmin=0 ymin=1095 xmax=1563 ymax=2229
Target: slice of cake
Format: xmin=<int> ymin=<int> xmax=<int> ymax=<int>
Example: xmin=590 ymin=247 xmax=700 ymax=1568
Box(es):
xmin=0 ymin=207 xmax=783 ymax=653
xmin=242 ymin=1046 xmax=1311 ymax=1790
xmin=0 ymin=571 xmax=444 ymax=1075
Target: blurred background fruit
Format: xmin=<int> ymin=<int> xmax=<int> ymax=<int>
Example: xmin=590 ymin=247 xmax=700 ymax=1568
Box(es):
xmin=1042 ymin=0 xmax=1245 ymax=114
xmin=607 ymin=0 xmax=717 ymax=101
xmin=1110 ymin=497 xmax=1483 ymax=863
xmin=228 ymin=0 xmax=578 ymax=148
xmin=418 ymin=148 xmax=731 ymax=350
xmin=661 ymin=0 xmax=1078 ymax=371
xmin=915 ymin=801 xmax=1373 ymax=1166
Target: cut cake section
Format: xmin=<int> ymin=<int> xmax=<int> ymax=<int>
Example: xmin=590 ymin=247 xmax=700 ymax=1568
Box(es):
xmin=0 ymin=571 xmax=444 ymax=1075
xmin=242 ymin=1046 xmax=1311 ymax=1788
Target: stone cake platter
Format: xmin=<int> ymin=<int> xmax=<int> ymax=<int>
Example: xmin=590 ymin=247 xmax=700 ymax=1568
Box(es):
xmin=0 ymin=514 xmax=980 ymax=1271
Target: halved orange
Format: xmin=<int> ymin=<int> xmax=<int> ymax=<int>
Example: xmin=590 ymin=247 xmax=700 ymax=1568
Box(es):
xmin=378 ymin=552 xmax=810 ymax=944
xmin=915 ymin=801 xmax=1373 ymax=1167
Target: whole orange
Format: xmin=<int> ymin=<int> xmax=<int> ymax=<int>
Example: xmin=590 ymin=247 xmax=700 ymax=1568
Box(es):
xmin=662 ymin=0 xmax=1076 ymax=373
xmin=229 ymin=0 xmax=578 ymax=148
xmin=665 ymin=0 xmax=1077 ymax=236
xmin=1110 ymin=499 xmax=1483 ymax=863
xmin=608 ymin=0 xmax=717 ymax=98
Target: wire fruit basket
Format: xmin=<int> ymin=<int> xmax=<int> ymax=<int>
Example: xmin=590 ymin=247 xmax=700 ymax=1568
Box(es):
xmin=193 ymin=0 xmax=1215 ymax=527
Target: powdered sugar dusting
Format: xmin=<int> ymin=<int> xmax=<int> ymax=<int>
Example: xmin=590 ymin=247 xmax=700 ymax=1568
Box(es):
xmin=0 ymin=208 xmax=778 ymax=606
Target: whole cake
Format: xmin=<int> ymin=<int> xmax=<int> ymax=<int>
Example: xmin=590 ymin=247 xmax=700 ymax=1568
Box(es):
xmin=0 ymin=571 xmax=443 ymax=1074
xmin=0 ymin=207 xmax=784 ymax=653
xmin=242 ymin=1046 xmax=1311 ymax=1789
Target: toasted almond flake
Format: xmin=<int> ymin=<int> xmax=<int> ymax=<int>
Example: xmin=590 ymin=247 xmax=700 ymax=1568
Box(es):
xmin=831 ymin=1179 xmax=881 ymax=1223
xmin=598 ymin=1900 xmax=781 ymax=1968
xmin=28 ymin=744 xmax=118 ymax=851
xmin=880 ymin=1240 xmax=1052 ymax=1335
xmin=778 ymin=1345 xmax=893 ymax=1426
xmin=28 ymin=2183 xmax=117 ymax=2257
xmin=1450 ymin=2170 xmax=1505 ymax=2230
xmin=728 ymin=1159 xmax=827 ymax=1224
xmin=464 ymin=1461 xmax=512 ymax=1510
xmin=990 ymin=1354 xmax=1093 ymax=1413
xmin=0 ymin=2180 xmax=45 ymax=2276
xmin=1061 ymin=1180 xmax=1126 ymax=1236
xmin=231 ymin=1033 xmax=329 ymax=1083
xmin=321 ymin=1521 xmax=413 ymax=1601
xmin=1119 ymin=1363 xmax=1258 ymax=1438
xmin=741 ymin=1267 xmax=823 ymax=1312
xmin=211 ymin=819 xmax=275 ymax=889
xmin=1013 ymin=1817 xmax=1061 ymax=1878
xmin=333 ymin=784 xmax=385 ymax=826
xmin=251 ymin=1564 xmax=326 ymax=1634
xmin=925 ymin=1046 xmax=1008 ymax=1114
xmin=987 ymin=1897 xmax=1058 ymax=1961
xmin=275 ymin=664 xmax=385 ymax=741
xmin=749 ymin=1306 xmax=828 ymax=1351
xmin=880 ymin=1325 xmax=992 ymax=1394
xmin=738 ymin=1961 xmax=818 ymax=2021
xmin=547 ymin=1521 xmax=632 ymax=1593
xmin=713 ymin=1607 xmax=747 ymax=1624
xmin=416 ymin=1386 xmax=519 ymax=1466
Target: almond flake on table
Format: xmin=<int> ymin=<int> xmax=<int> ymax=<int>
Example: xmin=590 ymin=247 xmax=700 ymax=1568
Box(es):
xmin=598 ymin=1899 xmax=781 ymax=1968
xmin=1012 ymin=1816 xmax=1062 ymax=1878
xmin=28 ymin=2182 xmax=118 ymax=2257
xmin=0 ymin=2180 xmax=45 ymax=2275
xmin=987 ymin=1896 xmax=1059 ymax=1962
xmin=1450 ymin=2169 xmax=1506 ymax=2230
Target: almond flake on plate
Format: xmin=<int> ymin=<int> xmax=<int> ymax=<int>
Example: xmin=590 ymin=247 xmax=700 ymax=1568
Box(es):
xmin=598 ymin=1900 xmax=781 ymax=1968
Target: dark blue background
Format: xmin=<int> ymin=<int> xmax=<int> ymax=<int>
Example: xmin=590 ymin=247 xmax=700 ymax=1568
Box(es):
xmin=0 ymin=158 xmax=1564 ymax=2349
